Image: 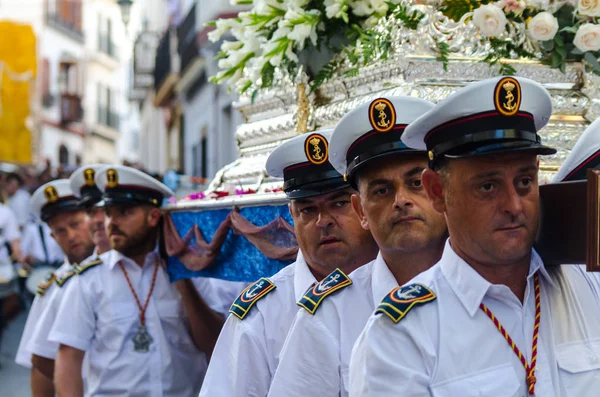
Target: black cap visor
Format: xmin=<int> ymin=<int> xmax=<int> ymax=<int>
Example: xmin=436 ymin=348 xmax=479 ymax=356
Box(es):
xmin=41 ymin=197 xmax=82 ymax=222
xmin=285 ymin=177 xmax=350 ymax=199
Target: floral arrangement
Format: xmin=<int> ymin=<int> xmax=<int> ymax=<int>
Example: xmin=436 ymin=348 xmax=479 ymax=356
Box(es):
xmin=459 ymin=0 xmax=600 ymax=74
xmin=208 ymin=0 xmax=600 ymax=94
xmin=207 ymin=0 xmax=423 ymax=93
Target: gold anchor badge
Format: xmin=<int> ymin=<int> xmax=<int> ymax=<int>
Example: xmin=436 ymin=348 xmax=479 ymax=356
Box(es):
xmin=304 ymin=134 xmax=328 ymax=165
xmin=369 ymin=98 xmax=396 ymax=133
xmin=494 ymin=77 xmax=521 ymax=117
xmin=106 ymin=169 xmax=119 ymax=188
xmin=44 ymin=186 xmax=59 ymax=203
xmin=84 ymin=168 xmax=95 ymax=186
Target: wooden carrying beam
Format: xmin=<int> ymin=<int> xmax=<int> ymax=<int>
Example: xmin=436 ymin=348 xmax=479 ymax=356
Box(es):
xmin=534 ymin=180 xmax=587 ymax=267
xmin=587 ymin=170 xmax=600 ymax=272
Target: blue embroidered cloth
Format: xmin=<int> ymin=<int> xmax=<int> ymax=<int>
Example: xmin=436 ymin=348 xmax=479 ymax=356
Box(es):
xmin=166 ymin=205 xmax=296 ymax=282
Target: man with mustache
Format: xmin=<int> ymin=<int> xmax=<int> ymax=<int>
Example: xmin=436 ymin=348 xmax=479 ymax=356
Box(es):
xmin=15 ymin=179 xmax=95 ymax=397
xmin=50 ymin=165 xmax=230 ymax=397
xmin=267 ymin=96 xmax=448 ymax=397
xmin=349 ymin=77 xmax=600 ymax=397
xmin=25 ymin=165 xmax=113 ymax=390
xmin=199 ymin=129 xmax=378 ymax=397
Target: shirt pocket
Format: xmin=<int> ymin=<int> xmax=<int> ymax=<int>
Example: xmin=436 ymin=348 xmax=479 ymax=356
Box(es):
xmin=155 ymin=300 xmax=195 ymax=349
xmin=557 ymin=339 xmax=600 ymax=396
xmin=431 ymin=364 xmax=521 ymax=397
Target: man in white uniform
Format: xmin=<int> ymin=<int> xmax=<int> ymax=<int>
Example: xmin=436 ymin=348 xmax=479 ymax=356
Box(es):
xmin=5 ymin=172 xmax=32 ymax=229
xmin=27 ymin=165 xmax=112 ymax=389
xmin=15 ymin=179 xmax=95 ymax=397
xmin=267 ymin=97 xmax=448 ymax=397
xmin=349 ymin=76 xmax=600 ymax=397
xmin=199 ymin=129 xmax=379 ymax=397
xmin=50 ymin=165 xmax=230 ymax=397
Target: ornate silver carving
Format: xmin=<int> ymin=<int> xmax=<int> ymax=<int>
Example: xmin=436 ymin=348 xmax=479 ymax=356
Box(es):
xmin=202 ymin=4 xmax=599 ymax=193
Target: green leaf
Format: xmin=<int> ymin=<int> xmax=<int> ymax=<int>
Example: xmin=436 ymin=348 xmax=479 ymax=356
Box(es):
xmin=554 ymin=34 xmax=564 ymax=47
xmin=571 ymin=47 xmax=584 ymax=55
xmin=559 ymin=62 xmax=566 ymax=73
xmin=251 ymin=89 xmax=259 ymax=105
xmin=556 ymin=46 xmax=567 ymax=59
xmin=204 ymin=20 xmax=217 ymax=27
xmin=260 ymin=62 xmax=275 ymax=88
xmin=584 ymin=52 xmax=600 ymax=71
xmin=344 ymin=68 xmax=359 ymax=77
xmin=560 ymin=26 xmax=578 ymax=34
xmin=540 ymin=40 xmax=554 ymax=52
xmin=239 ymin=80 xmax=252 ymax=93
xmin=551 ymin=52 xmax=562 ymax=67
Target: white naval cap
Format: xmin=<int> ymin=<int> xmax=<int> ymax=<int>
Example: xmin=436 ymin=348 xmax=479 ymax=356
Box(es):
xmin=552 ymin=118 xmax=600 ymax=183
xmin=69 ymin=164 xmax=107 ymax=208
xmin=31 ymin=179 xmax=81 ymax=222
xmin=266 ymin=129 xmax=349 ymax=199
xmin=329 ymin=96 xmax=435 ymax=186
xmin=402 ymin=76 xmax=556 ymax=168
xmin=95 ymin=165 xmax=174 ymax=207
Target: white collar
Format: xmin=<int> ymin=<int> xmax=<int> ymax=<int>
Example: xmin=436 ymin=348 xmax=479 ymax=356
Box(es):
xmin=293 ymin=249 xmax=318 ymax=302
xmin=108 ymin=245 xmax=161 ymax=270
xmin=440 ymin=239 xmax=557 ymax=317
xmin=370 ymin=252 xmax=399 ymax=306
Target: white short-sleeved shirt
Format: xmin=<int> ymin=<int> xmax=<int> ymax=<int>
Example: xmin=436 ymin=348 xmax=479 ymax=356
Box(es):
xmin=29 ymin=253 xmax=105 ymax=360
xmin=0 ymin=203 xmax=20 ymax=263
xmin=349 ymin=240 xmax=600 ymax=397
xmin=48 ymin=248 xmax=234 ymax=397
xmin=21 ymin=221 xmax=64 ymax=264
xmin=268 ymin=253 xmax=396 ymax=397
xmin=8 ymin=188 xmax=31 ymax=228
xmin=199 ymin=251 xmax=317 ymax=397
xmin=14 ymin=259 xmax=73 ymax=368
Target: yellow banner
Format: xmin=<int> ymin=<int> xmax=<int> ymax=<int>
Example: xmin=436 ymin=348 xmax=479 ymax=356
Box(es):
xmin=0 ymin=21 xmax=36 ymax=164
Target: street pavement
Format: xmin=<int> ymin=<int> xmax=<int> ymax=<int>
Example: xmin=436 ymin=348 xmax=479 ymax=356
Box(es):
xmin=0 ymin=310 xmax=32 ymax=396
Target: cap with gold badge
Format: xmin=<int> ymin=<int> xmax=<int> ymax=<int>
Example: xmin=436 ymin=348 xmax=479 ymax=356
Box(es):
xmin=31 ymin=179 xmax=82 ymax=222
xmin=329 ymin=96 xmax=435 ymax=187
xmin=266 ymin=129 xmax=349 ymax=199
xmin=69 ymin=164 xmax=106 ymax=208
xmin=95 ymin=165 xmax=174 ymax=207
xmin=552 ymin=118 xmax=600 ymax=183
xmin=402 ymin=76 xmax=557 ymax=168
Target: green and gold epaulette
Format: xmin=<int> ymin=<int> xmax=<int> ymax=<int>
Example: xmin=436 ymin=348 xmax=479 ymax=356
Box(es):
xmin=229 ymin=278 xmax=276 ymax=320
xmin=55 ymin=268 xmax=78 ymax=287
xmin=375 ymin=283 xmax=436 ymax=324
xmin=76 ymin=258 xmax=103 ymax=275
xmin=36 ymin=272 xmax=57 ymax=296
xmin=298 ymin=268 xmax=352 ymax=315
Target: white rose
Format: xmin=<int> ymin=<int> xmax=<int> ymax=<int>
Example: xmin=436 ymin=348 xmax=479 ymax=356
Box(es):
xmin=525 ymin=0 xmax=550 ymax=9
xmin=472 ymin=4 xmax=508 ymax=37
xmin=578 ymin=0 xmax=600 ymax=16
xmin=574 ymin=23 xmax=600 ymax=52
xmin=527 ymin=12 xmax=559 ymax=41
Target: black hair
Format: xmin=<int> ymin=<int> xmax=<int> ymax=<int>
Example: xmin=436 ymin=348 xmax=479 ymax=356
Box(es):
xmin=6 ymin=172 xmax=23 ymax=186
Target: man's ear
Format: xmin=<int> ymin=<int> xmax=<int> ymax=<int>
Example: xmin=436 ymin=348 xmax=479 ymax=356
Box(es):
xmin=351 ymin=193 xmax=369 ymax=230
xmin=422 ymin=169 xmax=447 ymax=214
xmin=147 ymin=207 xmax=162 ymax=227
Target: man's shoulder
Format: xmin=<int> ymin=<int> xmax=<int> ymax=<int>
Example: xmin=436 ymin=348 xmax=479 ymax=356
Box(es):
xmin=373 ymin=267 xmax=442 ymax=326
xmin=228 ymin=264 xmax=298 ymax=321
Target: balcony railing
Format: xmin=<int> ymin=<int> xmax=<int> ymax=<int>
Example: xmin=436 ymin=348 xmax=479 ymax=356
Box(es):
xmin=60 ymin=94 xmax=83 ymax=124
xmin=177 ymin=4 xmax=199 ymax=74
xmin=97 ymin=106 xmax=120 ymax=130
xmin=99 ymin=34 xmax=119 ymax=60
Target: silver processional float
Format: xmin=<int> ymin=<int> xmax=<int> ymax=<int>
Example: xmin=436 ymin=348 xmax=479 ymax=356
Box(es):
xmin=161 ymin=0 xmax=600 ymax=283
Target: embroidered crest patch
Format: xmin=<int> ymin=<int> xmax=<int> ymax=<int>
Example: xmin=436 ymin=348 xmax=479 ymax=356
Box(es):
xmin=106 ymin=168 xmax=119 ymax=188
xmin=298 ymin=268 xmax=352 ymax=314
xmin=494 ymin=77 xmax=521 ymax=117
xmin=44 ymin=185 xmax=59 ymax=203
xmin=84 ymin=168 xmax=96 ymax=186
xmin=76 ymin=258 xmax=103 ymax=275
xmin=376 ymin=283 xmax=436 ymax=323
xmin=230 ymin=278 xmax=276 ymax=320
xmin=369 ymin=98 xmax=396 ymax=133
xmin=304 ymin=133 xmax=328 ymax=165
xmin=36 ymin=272 xmax=57 ymax=296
